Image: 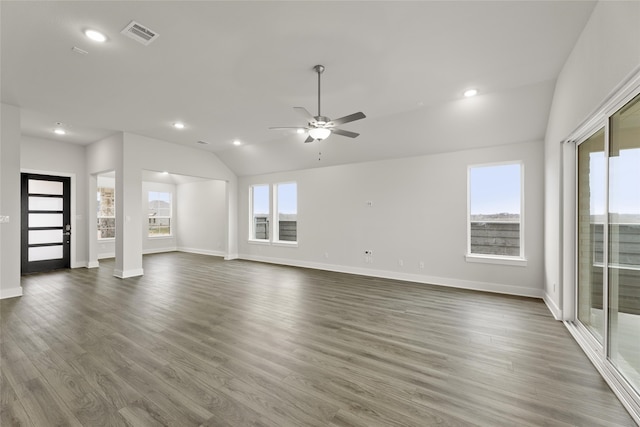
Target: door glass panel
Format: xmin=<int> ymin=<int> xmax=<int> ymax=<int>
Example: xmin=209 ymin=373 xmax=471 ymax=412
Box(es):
xmin=577 ymin=128 xmax=606 ymax=343
xmin=28 ymin=196 xmax=63 ymax=211
xmin=608 ymin=93 xmax=640 ymax=394
xmin=28 ymin=245 xmax=63 ymax=261
xmin=28 ymin=213 xmax=63 ymax=227
xmin=29 ymin=230 xmax=63 ymax=244
xmin=28 ymin=179 xmax=63 ymax=195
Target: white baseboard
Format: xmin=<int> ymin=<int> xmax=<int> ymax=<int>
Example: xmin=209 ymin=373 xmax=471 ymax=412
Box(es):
xmin=178 ymin=247 xmax=226 ymax=257
xmin=0 ymin=286 xmax=23 ymax=300
xmin=543 ymin=291 xmax=563 ymax=320
xmin=87 ymin=261 xmax=100 ymax=268
xmin=71 ymin=261 xmax=87 ymax=269
xmin=98 ymin=252 xmax=115 ymax=260
xmin=143 ymin=247 xmax=178 ymax=255
xmin=224 ymin=253 xmax=239 ymax=260
xmin=238 ymin=254 xmax=543 ymax=299
xmin=113 ymin=268 xmax=144 ymax=279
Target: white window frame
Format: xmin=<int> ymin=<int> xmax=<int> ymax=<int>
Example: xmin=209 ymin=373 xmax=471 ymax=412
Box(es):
xmin=466 ymin=161 xmax=526 ymax=266
xmin=273 ymin=181 xmax=298 ymax=246
xmin=249 ymin=184 xmax=271 ymax=243
xmin=148 ymin=191 xmax=173 ymax=238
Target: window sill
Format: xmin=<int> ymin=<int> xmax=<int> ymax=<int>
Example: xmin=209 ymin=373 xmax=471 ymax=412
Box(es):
xmin=248 ymin=239 xmax=271 ymax=246
xmin=148 ymin=235 xmax=174 ymax=240
xmin=465 ymin=254 xmax=527 ymax=267
xmin=273 ymin=241 xmax=298 ymax=248
xmin=98 ymin=238 xmax=115 ymax=242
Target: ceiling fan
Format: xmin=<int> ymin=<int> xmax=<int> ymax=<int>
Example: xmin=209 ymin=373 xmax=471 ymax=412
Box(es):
xmin=270 ymin=65 xmax=366 ymax=143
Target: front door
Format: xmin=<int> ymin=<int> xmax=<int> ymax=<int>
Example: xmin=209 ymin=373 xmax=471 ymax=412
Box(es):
xmin=21 ymin=173 xmax=71 ymax=274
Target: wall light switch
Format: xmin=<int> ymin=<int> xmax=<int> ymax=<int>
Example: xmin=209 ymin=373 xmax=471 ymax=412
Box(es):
xmin=0 ymin=216 xmax=9 ymax=223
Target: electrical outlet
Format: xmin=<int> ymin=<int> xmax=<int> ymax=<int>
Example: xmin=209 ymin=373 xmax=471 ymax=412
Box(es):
xmin=365 ymin=201 xmax=373 ymax=207
xmin=419 ymin=261 xmax=425 ymax=269
xmin=324 ymin=252 xmax=329 ymax=259
xmin=398 ymin=259 xmax=403 ymax=267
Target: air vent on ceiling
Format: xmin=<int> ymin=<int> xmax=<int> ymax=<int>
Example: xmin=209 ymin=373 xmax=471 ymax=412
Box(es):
xmin=120 ymin=20 xmax=159 ymax=45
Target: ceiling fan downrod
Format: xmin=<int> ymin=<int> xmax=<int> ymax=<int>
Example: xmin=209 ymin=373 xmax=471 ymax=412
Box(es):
xmin=314 ymin=64 xmax=325 ymax=118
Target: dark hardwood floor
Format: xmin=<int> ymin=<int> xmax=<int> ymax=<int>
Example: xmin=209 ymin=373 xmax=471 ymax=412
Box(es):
xmin=1 ymin=252 xmax=636 ymax=426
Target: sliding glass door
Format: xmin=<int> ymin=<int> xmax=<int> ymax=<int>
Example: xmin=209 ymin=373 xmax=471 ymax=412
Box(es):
xmin=577 ymin=93 xmax=640 ymax=397
xmin=577 ymin=128 xmax=606 ymax=343
xmin=608 ymin=93 xmax=640 ymax=393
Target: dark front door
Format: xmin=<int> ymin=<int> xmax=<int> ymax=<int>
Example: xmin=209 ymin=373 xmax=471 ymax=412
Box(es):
xmin=21 ymin=173 xmax=71 ymax=274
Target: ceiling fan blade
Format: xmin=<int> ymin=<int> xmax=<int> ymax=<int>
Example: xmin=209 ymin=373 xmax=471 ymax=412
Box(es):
xmin=294 ymin=107 xmax=315 ymax=120
xmin=330 ymin=112 xmax=366 ymax=126
xmin=331 ymin=128 xmax=360 ymax=138
xmin=269 ymin=126 xmax=307 ymax=130
xmin=304 ymin=135 xmax=315 ymax=143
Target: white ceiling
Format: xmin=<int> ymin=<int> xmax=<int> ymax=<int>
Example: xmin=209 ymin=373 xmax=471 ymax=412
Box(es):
xmin=1 ymin=1 xmax=597 ymax=176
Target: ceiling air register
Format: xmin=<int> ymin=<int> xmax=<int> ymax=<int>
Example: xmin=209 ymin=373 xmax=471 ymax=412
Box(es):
xmin=120 ymin=21 xmax=159 ymax=45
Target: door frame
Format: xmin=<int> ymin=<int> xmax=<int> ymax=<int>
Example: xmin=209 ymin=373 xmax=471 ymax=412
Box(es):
xmin=20 ymin=169 xmax=78 ymax=269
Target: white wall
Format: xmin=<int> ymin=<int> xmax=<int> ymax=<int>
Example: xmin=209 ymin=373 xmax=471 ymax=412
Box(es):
xmin=142 ymin=181 xmax=177 ymax=254
xmin=21 ymin=136 xmax=87 ymax=267
xmin=238 ymin=140 xmax=544 ymax=298
xmin=544 ymin=1 xmax=640 ymax=319
xmin=0 ymin=103 xmax=22 ymax=299
xmin=177 ymin=180 xmax=227 ymax=256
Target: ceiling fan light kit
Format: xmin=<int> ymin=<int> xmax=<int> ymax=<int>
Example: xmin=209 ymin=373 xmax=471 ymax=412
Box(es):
xmin=309 ymin=127 xmax=331 ymax=140
xmin=270 ymin=64 xmax=366 ymax=143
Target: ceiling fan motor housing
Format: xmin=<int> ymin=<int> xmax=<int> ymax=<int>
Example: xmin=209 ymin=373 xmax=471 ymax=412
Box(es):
xmin=313 ymin=116 xmax=331 ymax=126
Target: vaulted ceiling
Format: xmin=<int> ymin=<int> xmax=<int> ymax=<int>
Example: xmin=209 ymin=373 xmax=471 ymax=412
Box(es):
xmin=1 ymin=1 xmax=596 ymax=176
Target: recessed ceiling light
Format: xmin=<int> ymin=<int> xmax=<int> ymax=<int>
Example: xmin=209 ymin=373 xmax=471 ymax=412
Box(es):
xmin=232 ymin=140 xmax=241 ymax=146
xmin=54 ymin=128 xmax=66 ymax=135
xmin=173 ymin=122 xmax=185 ymax=129
xmin=162 ymin=171 xmax=169 ymax=175
xmin=84 ymin=29 xmax=106 ymax=43
xmin=464 ymin=89 xmax=478 ymax=98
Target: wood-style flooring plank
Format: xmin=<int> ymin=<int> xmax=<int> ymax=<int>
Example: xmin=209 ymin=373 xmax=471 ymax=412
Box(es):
xmin=0 ymin=252 xmax=636 ymax=426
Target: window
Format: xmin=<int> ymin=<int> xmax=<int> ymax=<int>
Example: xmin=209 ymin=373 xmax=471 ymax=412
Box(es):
xmin=467 ymin=162 xmax=524 ymax=263
xmin=250 ymin=184 xmax=270 ymax=240
xmin=274 ymin=182 xmax=297 ymax=243
xmin=249 ymin=182 xmax=298 ymax=244
xmin=148 ymin=191 xmax=172 ymax=236
xmin=97 ymin=187 xmax=115 ymax=239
